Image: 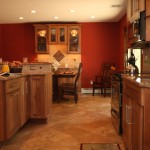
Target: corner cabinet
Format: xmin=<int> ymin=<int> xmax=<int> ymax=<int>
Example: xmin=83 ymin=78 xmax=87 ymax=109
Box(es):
xmin=68 ymin=25 xmax=81 ymax=54
xmin=122 ymin=77 xmax=150 ymax=150
xmin=34 ymin=24 xmax=49 ymax=54
xmin=49 ymin=25 xmax=67 ymax=45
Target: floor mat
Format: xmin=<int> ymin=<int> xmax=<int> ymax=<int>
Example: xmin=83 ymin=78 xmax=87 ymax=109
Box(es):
xmin=80 ymin=143 xmax=120 ymax=150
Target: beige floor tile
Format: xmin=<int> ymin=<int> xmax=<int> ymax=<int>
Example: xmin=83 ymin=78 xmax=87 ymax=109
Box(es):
xmin=0 ymin=94 xmax=125 ymax=150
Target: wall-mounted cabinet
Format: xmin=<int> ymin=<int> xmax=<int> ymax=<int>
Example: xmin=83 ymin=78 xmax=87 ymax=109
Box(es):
xmin=68 ymin=25 xmax=81 ymax=54
xmin=49 ymin=25 xmax=67 ymax=45
xmin=127 ymin=0 xmax=145 ymax=24
xmin=34 ymin=24 xmax=49 ymax=54
xmin=34 ymin=24 xmax=81 ymax=54
xmin=146 ymin=0 xmax=150 ymax=41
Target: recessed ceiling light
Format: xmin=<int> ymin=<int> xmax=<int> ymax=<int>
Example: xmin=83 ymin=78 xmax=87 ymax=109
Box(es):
xmin=70 ymin=9 xmax=75 ymax=13
xmin=30 ymin=10 xmax=36 ymax=13
xmin=90 ymin=16 xmax=95 ymax=19
xmin=19 ymin=17 xmax=24 ymax=20
xmin=54 ymin=16 xmax=59 ymax=19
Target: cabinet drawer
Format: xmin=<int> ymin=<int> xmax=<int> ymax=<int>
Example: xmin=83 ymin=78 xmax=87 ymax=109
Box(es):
xmin=5 ymin=79 xmax=20 ymax=93
xmin=124 ymin=81 xmax=141 ymax=104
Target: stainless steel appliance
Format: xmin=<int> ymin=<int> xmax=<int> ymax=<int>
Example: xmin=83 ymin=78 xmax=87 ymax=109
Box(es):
xmin=111 ymin=73 xmax=123 ymax=135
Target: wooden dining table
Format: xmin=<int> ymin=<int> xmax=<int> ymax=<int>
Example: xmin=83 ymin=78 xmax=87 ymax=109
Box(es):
xmin=52 ymin=72 xmax=77 ymax=101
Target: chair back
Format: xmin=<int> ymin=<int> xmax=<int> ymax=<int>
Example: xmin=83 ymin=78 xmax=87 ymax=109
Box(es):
xmin=74 ymin=63 xmax=83 ymax=88
xmin=101 ymin=63 xmax=115 ymax=82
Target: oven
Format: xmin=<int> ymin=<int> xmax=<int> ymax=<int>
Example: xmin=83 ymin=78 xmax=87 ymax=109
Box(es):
xmin=111 ymin=73 xmax=123 ymax=135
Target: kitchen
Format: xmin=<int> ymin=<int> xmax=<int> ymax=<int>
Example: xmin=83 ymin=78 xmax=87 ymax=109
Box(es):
xmin=0 ymin=0 xmax=150 ymax=149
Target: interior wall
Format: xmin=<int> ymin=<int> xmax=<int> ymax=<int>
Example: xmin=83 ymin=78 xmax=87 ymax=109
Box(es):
xmin=81 ymin=22 xmax=119 ymax=88
xmin=1 ymin=24 xmax=36 ymax=62
xmin=0 ymin=21 xmax=126 ymax=88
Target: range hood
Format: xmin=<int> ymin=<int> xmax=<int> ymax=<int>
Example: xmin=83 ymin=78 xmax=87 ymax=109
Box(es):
xmin=131 ymin=41 xmax=150 ymax=49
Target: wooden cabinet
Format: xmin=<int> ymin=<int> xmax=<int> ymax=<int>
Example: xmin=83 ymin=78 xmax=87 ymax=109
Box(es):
xmin=146 ymin=0 xmax=150 ymax=41
xmin=127 ymin=0 xmax=145 ymax=24
xmin=34 ymin=24 xmax=49 ymax=54
xmin=122 ymin=77 xmax=150 ymax=150
xmin=68 ymin=25 xmax=81 ymax=54
xmin=123 ymin=93 xmax=143 ymax=150
xmin=30 ymin=73 xmax=52 ymax=120
xmin=0 ymin=78 xmax=21 ymax=141
xmin=0 ymin=74 xmax=52 ymax=141
xmin=20 ymin=77 xmax=30 ymax=126
xmin=49 ymin=25 xmax=67 ymax=45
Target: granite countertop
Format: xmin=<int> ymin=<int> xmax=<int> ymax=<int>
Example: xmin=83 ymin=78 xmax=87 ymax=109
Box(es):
xmin=122 ymin=74 xmax=150 ymax=88
xmin=0 ymin=73 xmax=23 ymax=80
xmin=0 ymin=72 xmax=51 ymax=81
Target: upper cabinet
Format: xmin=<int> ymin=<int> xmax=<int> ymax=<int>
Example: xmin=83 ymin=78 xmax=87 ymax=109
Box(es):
xmin=34 ymin=24 xmax=81 ymax=54
xmin=34 ymin=24 xmax=49 ymax=54
xmin=49 ymin=25 xmax=67 ymax=45
xmin=146 ymin=0 xmax=150 ymax=41
xmin=68 ymin=25 xmax=81 ymax=54
xmin=127 ymin=0 xmax=145 ymax=24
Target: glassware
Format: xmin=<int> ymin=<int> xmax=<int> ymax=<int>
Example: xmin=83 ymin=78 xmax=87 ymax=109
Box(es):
xmin=2 ymin=62 xmax=10 ymax=73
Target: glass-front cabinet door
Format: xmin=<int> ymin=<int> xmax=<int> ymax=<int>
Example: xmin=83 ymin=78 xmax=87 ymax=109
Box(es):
xmin=68 ymin=25 xmax=81 ymax=54
xmin=34 ymin=25 xmax=49 ymax=54
xmin=49 ymin=25 xmax=67 ymax=45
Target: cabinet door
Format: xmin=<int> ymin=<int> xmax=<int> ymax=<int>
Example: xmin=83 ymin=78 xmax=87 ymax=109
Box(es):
xmin=123 ymin=93 xmax=143 ymax=150
xmin=34 ymin=25 xmax=49 ymax=54
xmin=30 ymin=75 xmax=52 ymax=119
xmin=68 ymin=25 xmax=81 ymax=54
xmin=49 ymin=25 xmax=67 ymax=44
xmin=123 ymin=94 xmax=133 ymax=150
xmin=127 ymin=0 xmax=145 ymax=23
xmin=6 ymin=90 xmax=21 ymax=139
xmin=58 ymin=26 xmax=67 ymax=44
xmin=132 ymin=100 xmax=143 ymax=150
xmin=30 ymin=76 xmax=44 ymax=118
xmin=146 ymin=0 xmax=150 ymax=41
xmin=20 ymin=77 xmax=30 ymax=126
xmin=49 ymin=26 xmax=58 ymax=44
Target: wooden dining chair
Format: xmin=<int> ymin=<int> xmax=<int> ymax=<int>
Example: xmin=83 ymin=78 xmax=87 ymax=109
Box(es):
xmin=92 ymin=63 xmax=115 ymax=97
xmin=59 ymin=63 xmax=83 ymax=103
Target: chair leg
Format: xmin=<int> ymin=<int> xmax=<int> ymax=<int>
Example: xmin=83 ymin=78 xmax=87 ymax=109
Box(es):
xmin=103 ymin=87 xmax=106 ymax=97
xmin=101 ymin=87 xmax=103 ymax=95
xmin=74 ymin=93 xmax=78 ymax=103
xmin=92 ymin=87 xmax=95 ymax=96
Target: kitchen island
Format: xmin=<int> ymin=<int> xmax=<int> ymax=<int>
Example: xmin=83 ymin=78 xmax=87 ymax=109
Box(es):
xmin=0 ymin=72 xmax=52 ymax=141
xmin=122 ymin=74 xmax=150 ymax=150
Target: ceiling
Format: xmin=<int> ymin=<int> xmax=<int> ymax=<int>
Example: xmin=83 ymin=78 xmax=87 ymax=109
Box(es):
xmin=0 ymin=0 xmax=127 ymax=24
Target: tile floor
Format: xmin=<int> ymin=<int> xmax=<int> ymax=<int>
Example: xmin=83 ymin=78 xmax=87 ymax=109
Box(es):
xmin=0 ymin=94 xmax=125 ymax=150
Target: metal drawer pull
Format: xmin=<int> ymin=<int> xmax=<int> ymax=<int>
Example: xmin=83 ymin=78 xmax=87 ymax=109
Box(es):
xmin=126 ymin=104 xmax=132 ymax=124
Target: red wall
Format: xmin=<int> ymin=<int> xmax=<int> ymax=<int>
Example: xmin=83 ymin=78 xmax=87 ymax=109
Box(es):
xmin=0 ymin=20 xmax=127 ymax=88
xmin=1 ymin=24 xmax=36 ymax=62
xmin=81 ymin=22 xmax=119 ymax=88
